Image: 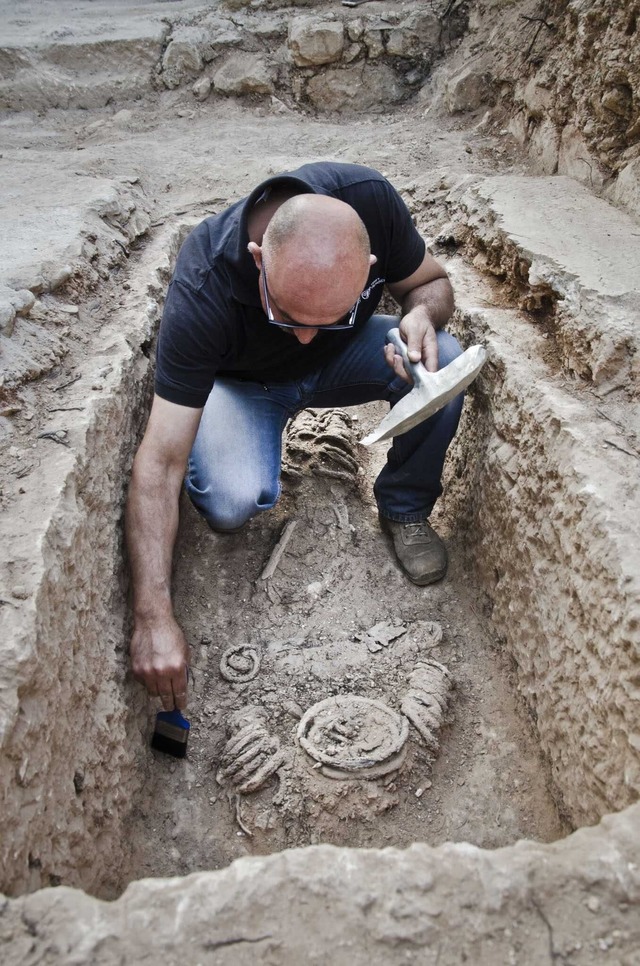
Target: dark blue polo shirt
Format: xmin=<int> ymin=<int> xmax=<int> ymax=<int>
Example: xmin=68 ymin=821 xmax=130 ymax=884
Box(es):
xmin=155 ymin=162 xmax=425 ymax=408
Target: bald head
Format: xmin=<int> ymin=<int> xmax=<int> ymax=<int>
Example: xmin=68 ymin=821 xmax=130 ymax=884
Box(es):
xmin=263 ymin=194 xmax=371 ymax=267
xmin=261 ymin=195 xmax=372 ymax=324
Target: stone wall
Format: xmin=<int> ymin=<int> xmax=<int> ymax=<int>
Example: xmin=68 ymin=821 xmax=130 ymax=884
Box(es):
xmin=0 ymin=2 xmax=469 ymax=114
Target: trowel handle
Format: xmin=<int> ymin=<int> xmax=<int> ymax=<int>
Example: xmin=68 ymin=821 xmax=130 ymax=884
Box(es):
xmin=386 ymin=328 xmax=427 ymax=385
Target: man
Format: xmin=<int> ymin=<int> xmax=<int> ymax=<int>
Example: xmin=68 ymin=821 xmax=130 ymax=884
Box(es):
xmin=127 ymin=161 xmax=464 ymax=710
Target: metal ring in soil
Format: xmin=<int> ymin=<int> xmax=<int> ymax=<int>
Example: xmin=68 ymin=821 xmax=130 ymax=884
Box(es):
xmin=297 ymin=695 xmax=409 ymax=773
xmin=219 ymin=644 xmax=261 ymax=683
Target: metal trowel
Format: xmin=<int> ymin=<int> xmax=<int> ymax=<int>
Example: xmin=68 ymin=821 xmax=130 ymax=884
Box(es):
xmin=360 ymin=328 xmax=487 ymax=446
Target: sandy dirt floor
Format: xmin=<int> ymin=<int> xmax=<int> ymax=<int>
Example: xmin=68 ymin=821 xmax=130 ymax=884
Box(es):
xmin=0 ymin=52 xmax=570 ymax=892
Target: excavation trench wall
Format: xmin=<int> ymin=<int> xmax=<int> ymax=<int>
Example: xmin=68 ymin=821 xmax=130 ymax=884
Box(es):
xmin=437 ymin=173 xmax=640 ymax=826
xmin=0 ymin=224 xmax=187 ymax=896
xmin=446 ymin=301 xmax=640 ymax=826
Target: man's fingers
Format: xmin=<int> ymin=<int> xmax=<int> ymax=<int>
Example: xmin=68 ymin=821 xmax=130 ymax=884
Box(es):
xmin=173 ymin=690 xmax=188 ymax=710
xmin=153 ymin=663 xmax=188 ymax=711
xmin=401 ymin=321 xmax=424 ymax=363
xmin=158 ymin=684 xmax=175 ymax=712
xmin=384 ymin=342 xmax=412 ymax=383
xmin=152 ymin=663 xmax=182 ymax=711
xmin=422 ymin=326 xmax=439 ymax=373
xmin=406 ymin=337 xmax=423 ymax=363
xmin=173 ymin=666 xmax=189 ymax=710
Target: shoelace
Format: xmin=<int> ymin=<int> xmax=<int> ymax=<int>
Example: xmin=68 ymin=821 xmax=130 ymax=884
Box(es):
xmin=405 ymin=522 xmax=431 ymax=538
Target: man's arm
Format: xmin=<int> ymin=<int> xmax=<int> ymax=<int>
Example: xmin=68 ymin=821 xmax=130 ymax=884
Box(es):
xmin=386 ymin=250 xmax=454 ymax=377
xmin=126 ymin=395 xmax=202 ymax=710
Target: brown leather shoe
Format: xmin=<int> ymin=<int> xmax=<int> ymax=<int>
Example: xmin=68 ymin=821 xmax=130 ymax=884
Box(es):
xmin=379 ymin=515 xmax=448 ymax=585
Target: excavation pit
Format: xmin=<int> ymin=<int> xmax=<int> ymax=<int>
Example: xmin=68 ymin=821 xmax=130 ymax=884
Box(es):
xmin=1 ymin=184 xmax=639 ymax=947
xmin=1 ymin=0 xmax=639 ymax=960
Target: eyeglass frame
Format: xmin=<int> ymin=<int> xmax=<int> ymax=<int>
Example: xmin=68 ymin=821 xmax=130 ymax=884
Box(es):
xmin=261 ymin=263 xmax=360 ymax=331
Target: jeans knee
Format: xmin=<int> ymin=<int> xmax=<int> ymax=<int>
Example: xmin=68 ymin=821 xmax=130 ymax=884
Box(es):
xmin=437 ymin=330 xmax=463 ymax=368
xmin=185 ymin=472 xmax=279 ymax=531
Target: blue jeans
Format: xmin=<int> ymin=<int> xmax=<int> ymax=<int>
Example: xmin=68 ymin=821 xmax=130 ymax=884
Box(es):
xmin=186 ymin=315 xmax=464 ymax=529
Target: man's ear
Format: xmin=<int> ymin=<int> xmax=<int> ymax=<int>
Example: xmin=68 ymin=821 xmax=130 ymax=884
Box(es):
xmin=247 ymin=241 xmax=262 ymax=270
xmin=369 ymin=254 xmax=378 ymax=267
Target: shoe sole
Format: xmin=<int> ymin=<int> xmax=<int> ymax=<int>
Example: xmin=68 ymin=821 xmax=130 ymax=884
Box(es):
xmin=405 ymin=566 xmax=447 ymax=586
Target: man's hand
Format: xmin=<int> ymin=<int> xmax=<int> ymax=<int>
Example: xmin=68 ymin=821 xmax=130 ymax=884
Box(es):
xmin=384 ymin=308 xmax=439 ymax=382
xmin=131 ymin=615 xmax=189 ymax=710
xmin=386 ymin=249 xmax=455 ymax=382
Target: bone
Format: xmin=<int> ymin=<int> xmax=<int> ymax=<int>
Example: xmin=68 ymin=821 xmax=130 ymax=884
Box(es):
xmin=260 ymin=520 xmax=297 ymax=580
xmin=401 ymin=659 xmax=454 ymax=755
xmin=216 ymin=709 xmax=286 ymax=795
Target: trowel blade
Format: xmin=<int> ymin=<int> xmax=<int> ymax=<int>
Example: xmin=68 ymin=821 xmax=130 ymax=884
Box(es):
xmin=360 ymin=343 xmax=487 ymax=446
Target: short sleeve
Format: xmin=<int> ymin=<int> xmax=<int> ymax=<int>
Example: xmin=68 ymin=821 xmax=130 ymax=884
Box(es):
xmin=366 ymin=178 xmax=425 ymax=284
xmin=155 ymin=278 xmax=235 ymax=408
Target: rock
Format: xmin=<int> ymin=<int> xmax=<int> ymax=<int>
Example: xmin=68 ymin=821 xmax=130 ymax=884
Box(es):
xmin=343 ymin=43 xmax=361 ymax=65
xmin=601 ymin=85 xmax=633 ymax=120
xmin=0 ymin=301 xmax=15 ymax=333
xmin=213 ymin=54 xmax=275 ymax=96
xmin=606 ymin=158 xmax=640 ymax=220
xmin=386 ymin=12 xmax=440 ymax=58
xmin=48 ymin=265 xmax=72 ymax=291
xmin=528 ymin=117 xmax=559 ymax=175
xmin=346 ymin=18 xmax=364 ymax=42
xmin=288 ymin=18 xmax=344 ymax=67
xmin=307 ymin=64 xmax=403 ymax=114
xmin=363 ymin=28 xmax=384 ymax=60
xmin=161 ymin=28 xmax=207 ymax=88
xmin=6 ymin=289 xmax=35 ymax=338
xmin=557 ymin=123 xmax=604 ymax=190
xmin=192 ymin=75 xmax=212 ymax=101
xmin=444 ymin=64 xmax=493 ymax=113
xmin=521 ymin=76 xmax=553 ymax=117
xmin=112 ymin=109 xmax=133 ymax=127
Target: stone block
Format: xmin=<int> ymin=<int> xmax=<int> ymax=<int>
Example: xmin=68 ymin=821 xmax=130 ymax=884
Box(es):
xmin=444 ymin=64 xmax=492 ymax=113
xmin=306 ymin=64 xmax=403 ymax=113
xmin=213 ymin=53 xmax=275 ymax=95
xmin=2 ymin=810 xmax=640 ymax=962
xmin=288 ymin=18 xmax=344 ymax=67
xmin=161 ymin=28 xmax=207 ymax=89
xmin=453 ymin=174 xmax=640 ymax=391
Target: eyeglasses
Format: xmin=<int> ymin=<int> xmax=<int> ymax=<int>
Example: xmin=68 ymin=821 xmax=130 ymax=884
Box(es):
xmin=261 ymin=264 xmax=359 ymax=331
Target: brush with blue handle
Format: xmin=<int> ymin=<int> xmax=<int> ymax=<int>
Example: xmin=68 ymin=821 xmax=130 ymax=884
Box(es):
xmin=151 ymin=708 xmax=190 ymax=758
